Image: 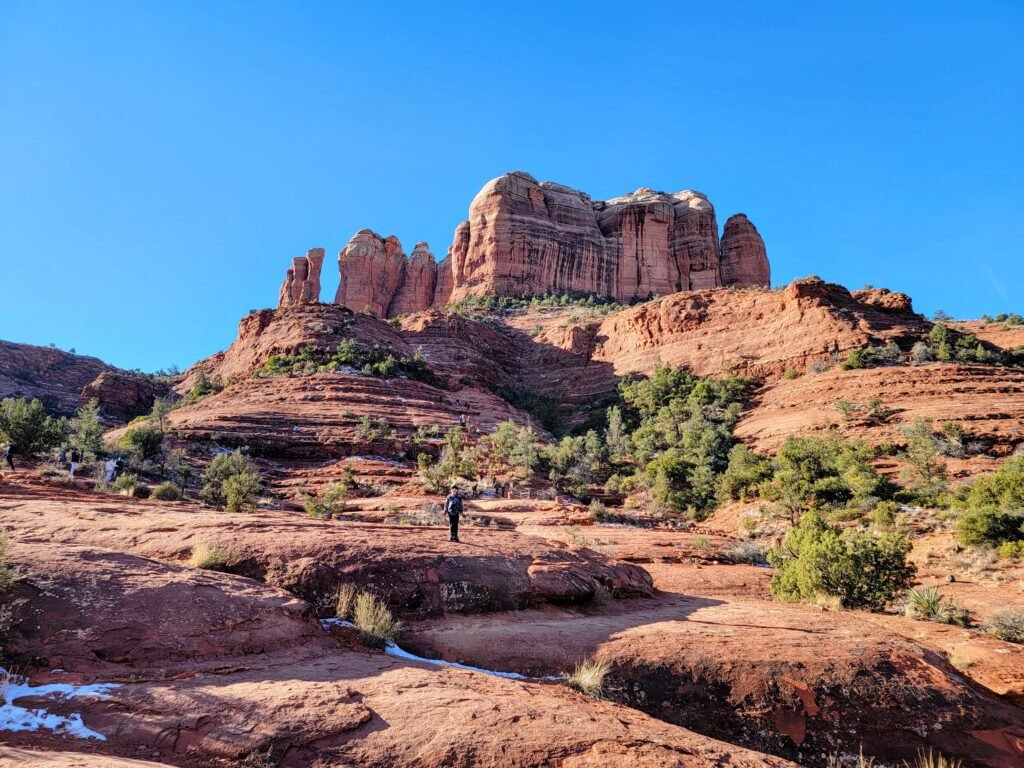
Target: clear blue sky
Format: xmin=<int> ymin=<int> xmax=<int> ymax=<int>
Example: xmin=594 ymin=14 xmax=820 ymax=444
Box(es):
xmin=1 ymin=2 xmax=1021 ymax=372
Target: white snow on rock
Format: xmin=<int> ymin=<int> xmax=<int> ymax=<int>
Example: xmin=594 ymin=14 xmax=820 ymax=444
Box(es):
xmin=320 ymin=620 xmax=562 ymax=681
xmin=0 ymin=668 xmax=118 ymax=740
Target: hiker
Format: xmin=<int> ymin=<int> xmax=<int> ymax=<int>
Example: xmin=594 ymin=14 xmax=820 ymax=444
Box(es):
xmin=69 ymin=448 xmax=81 ymax=478
xmin=444 ymin=484 xmax=463 ymax=542
xmin=58 ymin=447 xmax=67 ymax=468
xmin=458 ymin=413 xmax=466 ymax=426
xmin=3 ymin=444 xmax=15 ymax=472
xmin=104 ymin=457 xmax=117 ymax=482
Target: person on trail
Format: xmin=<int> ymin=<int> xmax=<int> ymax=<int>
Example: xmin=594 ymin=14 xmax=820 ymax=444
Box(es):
xmin=58 ymin=447 xmax=67 ymax=468
xmin=3 ymin=444 xmax=15 ymax=472
xmin=444 ymin=485 xmax=463 ymax=542
xmin=104 ymin=457 xmax=117 ymax=483
xmin=69 ymin=448 xmax=81 ymax=478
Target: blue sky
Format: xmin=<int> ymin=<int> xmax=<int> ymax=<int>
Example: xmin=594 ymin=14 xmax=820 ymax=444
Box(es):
xmin=1 ymin=2 xmax=1021 ymax=372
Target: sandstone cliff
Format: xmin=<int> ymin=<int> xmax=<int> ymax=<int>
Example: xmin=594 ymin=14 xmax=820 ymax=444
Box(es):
xmin=447 ymin=172 xmax=768 ymax=303
xmin=286 ymin=172 xmax=770 ymax=317
xmin=278 ymin=248 xmax=325 ymax=308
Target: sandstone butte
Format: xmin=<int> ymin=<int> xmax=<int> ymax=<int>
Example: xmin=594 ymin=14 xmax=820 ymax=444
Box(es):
xmin=277 ymin=171 xmax=769 ymax=316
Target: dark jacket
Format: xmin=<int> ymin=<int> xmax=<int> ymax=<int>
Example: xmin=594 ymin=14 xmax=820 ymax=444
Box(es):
xmin=444 ymin=492 xmax=463 ymax=516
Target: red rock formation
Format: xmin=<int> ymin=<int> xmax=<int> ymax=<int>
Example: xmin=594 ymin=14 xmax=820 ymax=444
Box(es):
xmin=324 ymin=172 xmax=769 ymax=316
xmin=389 ymin=242 xmax=438 ymax=316
xmin=80 ymin=370 xmax=170 ymax=422
xmin=447 ymin=172 xmax=768 ymax=303
xmin=720 ymin=214 xmax=770 ymax=287
xmin=278 ymin=248 xmax=325 ymax=307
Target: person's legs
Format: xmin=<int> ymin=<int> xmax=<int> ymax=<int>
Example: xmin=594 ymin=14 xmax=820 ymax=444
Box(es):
xmin=70 ymin=461 xmax=77 ymax=477
xmin=5 ymin=456 xmax=13 ymax=471
xmin=448 ymin=514 xmax=459 ymax=542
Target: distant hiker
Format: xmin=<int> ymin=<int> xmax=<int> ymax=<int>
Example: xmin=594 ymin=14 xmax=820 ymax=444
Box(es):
xmin=444 ymin=485 xmax=463 ymax=542
xmin=458 ymin=413 xmax=466 ymax=426
xmin=3 ymin=444 xmax=15 ymax=472
xmin=104 ymin=457 xmax=117 ymax=483
xmin=472 ymin=482 xmax=478 ymax=498
xmin=58 ymin=447 xmax=68 ymax=467
xmin=69 ymin=449 xmax=81 ymax=478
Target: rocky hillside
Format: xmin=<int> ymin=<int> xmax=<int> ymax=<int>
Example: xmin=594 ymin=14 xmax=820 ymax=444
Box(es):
xmin=0 ymin=340 xmax=168 ymax=420
xmin=278 ymin=170 xmax=769 ymax=317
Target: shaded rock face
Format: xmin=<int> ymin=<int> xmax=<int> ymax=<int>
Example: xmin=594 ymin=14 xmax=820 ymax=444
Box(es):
xmin=448 ymin=172 xmax=769 ymax=303
xmin=278 ymin=248 xmax=325 ymax=307
xmin=80 ymin=370 xmax=170 ymax=422
xmin=720 ymin=214 xmax=769 ymax=287
xmin=0 ymin=341 xmax=114 ymax=416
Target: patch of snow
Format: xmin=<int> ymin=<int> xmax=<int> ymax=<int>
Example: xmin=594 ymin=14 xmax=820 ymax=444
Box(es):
xmin=319 ymin=620 xmax=562 ymax=681
xmin=0 ymin=668 xmax=118 ymax=740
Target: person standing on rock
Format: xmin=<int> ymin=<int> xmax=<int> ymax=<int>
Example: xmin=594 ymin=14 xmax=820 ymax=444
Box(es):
xmin=444 ymin=485 xmax=463 ymax=543
xmin=69 ymin=448 xmax=81 ymax=478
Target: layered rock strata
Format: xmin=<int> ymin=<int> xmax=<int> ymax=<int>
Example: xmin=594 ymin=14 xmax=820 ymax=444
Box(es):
xmin=284 ymin=172 xmax=770 ymax=316
xmin=277 ymin=248 xmax=325 ymax=307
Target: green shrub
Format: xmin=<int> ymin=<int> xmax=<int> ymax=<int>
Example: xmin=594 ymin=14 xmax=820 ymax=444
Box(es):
xmin=0 ymin=397 xmax=65 ymax=456
xmin=0 ymin=531 xmax=16 ymax=592
xmin=566 ymin=657 xmax=610 ymax=698
xmin=759 ymin=435 xmax=887 ymax=520
xmin=304 ymin=482 xmax=351 ymax=519
xmin=717 ymin=445 xmax=772 ymax=502
xmin=768 ymin=512 xmax=915 ymax=610
xmin=69 ymin=399 xmax=104 ymax=456
xmin=899 ymin=418 xmax=948 ymax=504
xmin=120 ymin=425 xmax=164 ymax=462
xmin=904 ymin=586 xmax=971 ymax=626
xmin=997 ymin=540 xmax=1024 ymax=560
xmin=152 ymin=481 xmax=182 ymax=501
xmin=353 ymin=592 xmax=402 ymax=648
xmin=783 ymin=368 xmax=800 ymax=380
xmin=954 ymin=455 xmax=1024 ymax=517
xmin=986 ymin=609 xmax=1024 ymax=643
xmin=200 ymin=452 xmax=262 ymax=512
xmin=957 ymin=509 xmax=1024 ymax=547
xmin=868 ymin=500 xmax=902 ymax=531
xmin=112 ymin=473 xmax=140 ymax=493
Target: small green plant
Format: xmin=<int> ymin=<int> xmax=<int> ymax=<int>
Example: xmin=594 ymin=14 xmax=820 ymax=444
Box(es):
xmin=986 ymin=608 xmax=1024 ymax=644
xmin=691 ymin=535 xmax=714 ymax=552
xmin=0 ymin=531 xmax=16 ymax=592
xmin=566 ymin=657 xmax=610 ymax=698
xmin=200 ymin=452 xmax=262 ymax=512
xmin=188 ymin=541 xmax=238 ymax=571
xmin=304 ymin=482 xmax=351 ymax=519
xmin=112 ymin=473 xmax=140 ymax=494
xmin=353 ymin=592 xmax=403 ymax=648
xmin=997 ymin=540 xmax=1024 ymax=560
xmin=957 ymin=508 xmax=1024 ymax=547
xmin=238 ymin=746 xmax=277 ymax=768
xmin=903 ymin=586 xmax=971 ymax=626
xmin=152 ymin=481 xmax=182 ymax=501
xmin=783 ymin=368 xmax=800 ymax=380
xmin=335 ymin=583 xmax=358 ymax=621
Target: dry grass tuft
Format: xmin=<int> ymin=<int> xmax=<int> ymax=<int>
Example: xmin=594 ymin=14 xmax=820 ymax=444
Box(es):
xmin=906 ymin=749 xmax=962 ymax=768
xmin=567 ymin=657 xmax=610 ymax=698
xmin=353 ymin=592 xmax=403 ymax=648
xmin=335 ymin=583 xmax=358 ymax=621
xmin=187 ymin=541 xmax=238 ymax=572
